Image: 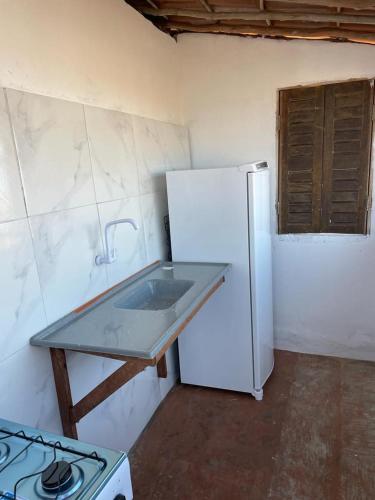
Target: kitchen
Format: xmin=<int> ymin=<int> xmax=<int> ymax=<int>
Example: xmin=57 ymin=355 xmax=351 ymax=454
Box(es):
xmin=1 ymin=0 xmax=375 ymax=498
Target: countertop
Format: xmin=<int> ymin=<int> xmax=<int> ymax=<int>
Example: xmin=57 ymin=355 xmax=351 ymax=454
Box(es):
xmin=30 ymin=261 xmax=230 ymax=360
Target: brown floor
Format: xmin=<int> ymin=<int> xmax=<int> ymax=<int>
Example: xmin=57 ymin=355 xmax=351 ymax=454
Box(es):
xmin=130 ymin=350 xmax=375 ymax=499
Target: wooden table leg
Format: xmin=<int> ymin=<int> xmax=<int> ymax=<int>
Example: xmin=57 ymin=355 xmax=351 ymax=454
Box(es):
xmin=49 ymin=348 xmax=78 ymax=439
xmin=157 ymin=354 xmax=168 ymax=378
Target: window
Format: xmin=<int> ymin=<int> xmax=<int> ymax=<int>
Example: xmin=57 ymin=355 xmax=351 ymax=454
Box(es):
xmin=278 ymin=80 xmax=373 ymax=234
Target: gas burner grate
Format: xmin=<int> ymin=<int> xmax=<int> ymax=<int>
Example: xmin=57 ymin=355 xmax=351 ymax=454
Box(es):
xmin=0 ymin=428 xmax=107 ymax=499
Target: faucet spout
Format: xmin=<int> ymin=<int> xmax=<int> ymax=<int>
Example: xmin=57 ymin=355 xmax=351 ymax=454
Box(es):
xmin=95 ymin=218 xmax=139 ymax=265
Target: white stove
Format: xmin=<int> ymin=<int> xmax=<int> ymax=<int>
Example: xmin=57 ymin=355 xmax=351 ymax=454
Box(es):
xmin=0 ymin=419 xmax=133 ymax=500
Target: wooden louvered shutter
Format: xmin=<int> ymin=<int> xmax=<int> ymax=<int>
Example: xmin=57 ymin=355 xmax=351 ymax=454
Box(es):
xmin=278 ymin=86 xmax=325 ymax=233
xmin=321 ymin=80 xmax=373 ymax=234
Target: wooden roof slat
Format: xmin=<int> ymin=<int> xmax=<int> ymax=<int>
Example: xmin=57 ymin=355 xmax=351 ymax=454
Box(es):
xmin=165 ymin=20 xmax=375 ymax=43
xmin=198 ymin=0 xmax=213 ymax=12
xmin=126 ymin=0 xmax=375 ymax=44
xmin=274 ymin=0 xmax=375 ymax=9
xmin=145 ymin=0 xmax=160 ymax=8
xmin=259 ymin=0 xmax=272 ymax=26
xmin=143 ymin=0 xmax=170 ymax=20
xmin=265 ymin=1 xmax=341 ymax=14
xmin=141 ymin=7 xmax=375 ymax=25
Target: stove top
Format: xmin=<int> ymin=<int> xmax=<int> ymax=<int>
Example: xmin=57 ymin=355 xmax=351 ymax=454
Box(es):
xmin=0 ymin=419 xmax=127 ymax=499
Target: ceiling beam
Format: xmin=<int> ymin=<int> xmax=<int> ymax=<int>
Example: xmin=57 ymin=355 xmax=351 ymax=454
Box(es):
xmin=259 ymin=0 xmax=271 ymax=27
xmin=274 ymin=0 xmax=375 ymax=9
xmin=142 ymin=0 xmax=168 ymax=20
xmin=145 ymin=0 xmax=159 ymax=8
xmin=198 ymin=0 xmax=213 ymax=12
xmin=142 ymin=7 xmax=375 ymax=25
xmin=165 ymin=21 xmax=375 ymax=44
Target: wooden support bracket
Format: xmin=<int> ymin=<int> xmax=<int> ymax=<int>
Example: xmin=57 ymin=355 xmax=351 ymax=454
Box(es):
xmin=157 ymin=354 xmax=168 ymax=378
xmin=71 ymin=360 xmax=147 ymax=424
xmin=49 ymin=276 xmax=225 ymax=439
xmin=50 ymin=348 xmax=148 ymax=438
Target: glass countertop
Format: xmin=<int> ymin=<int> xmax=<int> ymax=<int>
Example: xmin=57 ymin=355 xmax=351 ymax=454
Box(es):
xmin=30 ymin=262 xmax=230 ymax=360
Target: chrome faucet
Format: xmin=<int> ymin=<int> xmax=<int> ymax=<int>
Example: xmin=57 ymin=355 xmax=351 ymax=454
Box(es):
xmin=95 ymin=218 xmax=139 ymax=265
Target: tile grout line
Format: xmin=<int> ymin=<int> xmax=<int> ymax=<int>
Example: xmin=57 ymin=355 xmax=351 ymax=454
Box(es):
xmin=3 ymin=88 xmax=28 ymax=220
xmin=82 ymin=104 xmax=110 ymax=289
xmin=2 ymin=88 xmax=29 ymax=217
xmin=132 ymin=114 xmax=150 ymax=264
xmin=0 ymin=187 xmax=164 ymax=227
xmin=25 ymin=215 xmax=49 ymax=328
xmin=1 ymin=85 xmax=183 ymax=128
xmin=0 ymin=341 xmax=37 ymax=365
xmin=3 ymin=88 xmax=49 ymax=329
xmin=84 ymin=104 xmax=152 ymax=285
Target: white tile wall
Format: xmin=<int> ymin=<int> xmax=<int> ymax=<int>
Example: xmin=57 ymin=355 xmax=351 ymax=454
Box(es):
xmin=0 ymin=219 xmax=46 ymax=363
xmin=29 ymin=205 xmax=107 ymax=324
xmin=0 ymin=88 xmax=191 ymax=451
xmin=85 ymin=106 xmax=139 ymax=203
xmin=0 ymin=89 xmax=26 ymax=222
xmin=133 ymin=115 xmax=191 ymax=195
xmin=0 ymin=345 xmax=61 ymax=434
xmin=7 ymin=89 xmax=95 ymax=216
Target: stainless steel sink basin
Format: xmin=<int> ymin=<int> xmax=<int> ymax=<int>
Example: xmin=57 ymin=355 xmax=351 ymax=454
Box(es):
xmin=114 ymin=279 xmax=195 ymax=311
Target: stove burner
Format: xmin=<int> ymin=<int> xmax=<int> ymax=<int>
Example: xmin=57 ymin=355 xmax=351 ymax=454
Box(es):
xmin=35 ymin=463 xmax=84 ymax=499
xmin=0 ymin=442 xmax=10 ymax=465
xmin=0 ymin=426 xmax=108 ymax=499
xmin=41 ymin=460 xmax=73 ymax=492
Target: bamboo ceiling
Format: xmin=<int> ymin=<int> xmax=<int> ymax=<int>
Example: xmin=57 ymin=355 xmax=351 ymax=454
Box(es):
xmin=125 ymin=0 xmax=375 ymax=45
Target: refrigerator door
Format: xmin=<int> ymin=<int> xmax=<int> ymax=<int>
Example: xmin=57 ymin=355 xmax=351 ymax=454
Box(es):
xmin=167 ymin=167 xmax=254 ymax=393
xmin=247 ymin=170 xmax=274 ymax=389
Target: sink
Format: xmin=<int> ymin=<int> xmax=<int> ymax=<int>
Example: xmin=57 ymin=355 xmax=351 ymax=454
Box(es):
xmin=114 ymin=279 xmax=195 ymax=311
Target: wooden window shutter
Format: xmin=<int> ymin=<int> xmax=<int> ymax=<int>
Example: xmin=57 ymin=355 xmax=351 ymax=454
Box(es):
xmin=321 ymin=80 xmax=373 ymax=234
xmin=278 ymin=86 xmax=325 ymax=234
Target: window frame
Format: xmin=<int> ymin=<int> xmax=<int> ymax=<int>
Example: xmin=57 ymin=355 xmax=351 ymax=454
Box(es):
xmin=277 ymin=78 xmax=374 ymax=236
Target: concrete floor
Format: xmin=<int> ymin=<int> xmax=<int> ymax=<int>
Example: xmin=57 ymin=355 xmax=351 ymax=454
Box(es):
xmin=130 ymin=350 xmax=375 ymax=499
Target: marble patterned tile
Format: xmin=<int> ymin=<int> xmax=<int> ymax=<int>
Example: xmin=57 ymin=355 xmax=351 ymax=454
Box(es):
xmin=67 ymin=351 xmax=160 ymax=451
xmin=0 ymin=88 xmax=26 ymax=222
xmin=85 ymin=106 xmax=139 ymax=203
xmin=0 ymin=345 xmax=61 ymax=434
xmin=67 ymin=351 xmax=123 ymax=404
xmin=162 ymin=122 xmax=191 ymax=171
xmin=68 ymin=348 xmax=177 ymax=451
xmin=6 ymin=89 xmax=95 ymax=216
xmin=29 ymin=205 xmax=107 ymax=324
xmin=0 ymin=219 xmax=46 ymax=363
xmin=97 ymin=197 xmax=147 ymax=288
xmin=133 ymin=116 xmax=191 ymax=195
xmin=75 ymin=365 xmax=162 ymax=451
xmin=140 ymin=191 xmax=169 ymax=264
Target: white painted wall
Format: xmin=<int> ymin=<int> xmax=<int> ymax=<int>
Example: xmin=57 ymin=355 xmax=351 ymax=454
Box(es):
xmin=2 ymin=0 xmax=375 ymax=455
xmin=0 ymin=0 xmax=187 ymax=452
xmin=178 ymin=34 xmax=375 ymax=361
xmin=0 ymin=0 xmax=181 ymax=123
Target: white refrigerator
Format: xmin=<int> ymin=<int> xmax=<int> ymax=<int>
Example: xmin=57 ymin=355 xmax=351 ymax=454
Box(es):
xmin=166 ymin=161 xmax=274 ymax=400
